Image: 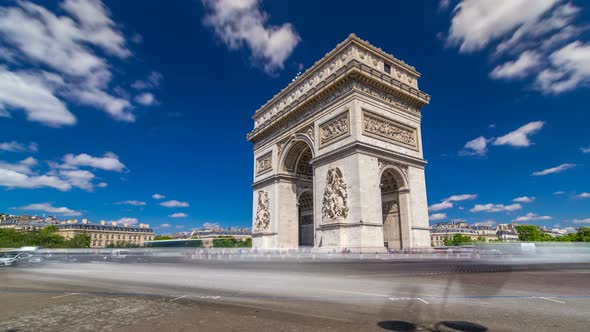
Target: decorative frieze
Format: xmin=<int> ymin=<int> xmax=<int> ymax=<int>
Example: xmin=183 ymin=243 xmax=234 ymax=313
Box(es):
xmin=322 ymin=167 xmax=349 ymax=222
xmin=362 ymin=111 xmax=417 ymax=149
xmin=320 ymin=112 xmax=349 ymax=147
xmin=255 ymin=190 xmax=270 ymax=231
xmin=255 ymin=152 xmax=272 ymax=175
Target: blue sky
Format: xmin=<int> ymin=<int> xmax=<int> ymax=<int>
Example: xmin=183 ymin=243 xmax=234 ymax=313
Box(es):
xmin=0 ymin=0 xmax=589 ymax=233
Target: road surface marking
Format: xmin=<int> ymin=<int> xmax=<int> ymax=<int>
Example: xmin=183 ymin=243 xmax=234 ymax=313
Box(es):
xmin=170 ymin=295 xmax=187 ymax=302
xmin=51 ymin=293 xmax=80 ymax=299
xmin=538 ymin=297 xmax=566 ymax=304
xmin=388 ymin=297 xmax=429 ymax=304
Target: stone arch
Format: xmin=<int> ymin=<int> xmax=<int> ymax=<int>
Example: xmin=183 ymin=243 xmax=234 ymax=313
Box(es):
xmin=297 ymin=189 xmax=314 ymax=246
xmin=281 ymin=136 xmax=315 ymax=175
xmin=378 ymin=164 xmax=409 ymax=191
xmin=380 ymin=166 xmax=407 ymax=250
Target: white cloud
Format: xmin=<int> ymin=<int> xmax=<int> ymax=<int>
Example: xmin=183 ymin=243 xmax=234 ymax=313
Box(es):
xmin=446 ymin=194 xmax=477 ymax=202
xmin=16 ymin=202 xmax=81 ymax=216
xmin=428 ymin=201 xmax=453 ymax=212
xmin=0 ymin=1 xmax=156 ymax=126
xmin=447 ymin=0 xmax=559 ymax=52
xmin=573 ymin=218 xmax=590 ymax=224
xmin=493 ymin=121 xmax=544 ymax=147
xmin=111 ymin=217 xmax=138 ymax=225
xmin=62 ymin=152 xmax=126 ymax=172
xmin=0 ymin=67 xmax=76 ymax=126
xmin=445 ymin=1 xmax=589 ymax=94
xmin=576 ymin=192 xmax=590 ymax=198
xmin=0 ymin=167 xmax=72 ymax=191
xmin=513 ymin=212 xmax=552 ymax=222
xmin=0 ymin=141 xmax=38 ymax=153
xmin=169 ymin=212 xmax=188 ymax=218
xmin=152 ymin=193 xmax=165 ymax=200
xmin=58 ymin=169 xmax=95 ymax=190
xmin=134 ymin=92 xmax=156 ymax=106
xmin=513 ymin=196 xmax=535 ymax=203
xmin=160 ymin=200 xmax=190 ymax=208
xmin=553 ymin=191 xmax=565 ymax=195
xmin=160 ymin=223 xmax=171 ymax=228
xmin=532 ymin=163 xmax=575 ymax=176
xmin=429 ymin=213 xmax=447 ymax=221
xmin=581 ymin=146 xmax=590 ymax=154
xmin=131 ymin=71 xmax=162 ymax=90
xmin=202 ymin=0 xmax=300 ymax=74
xmin=97 ymin=182 xmax=108 ymax=188
xmin=0 ymin=157 xmax=38 ymax=174
xmin=116 ymin=200 xmax=147 ymax=206
xmin=536 ymin=41 xmax=590 ymax=94
xmin=490 ymin=51 xmax=541 ymax=79
xmin=460 ymin=136 xmax=490 ymax=156
xmin=1 ymin=151 xmax=125 ymax=191
xmin=470 ymin=203 xmax=522 ymax=213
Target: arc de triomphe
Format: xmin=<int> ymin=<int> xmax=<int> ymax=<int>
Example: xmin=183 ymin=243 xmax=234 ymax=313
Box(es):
xmin=247 ymin=34 xmax=431 ymax=252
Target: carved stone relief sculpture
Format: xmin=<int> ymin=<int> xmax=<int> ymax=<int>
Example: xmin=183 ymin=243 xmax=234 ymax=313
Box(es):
xmin=322 ymin=167 xmax=349 ymax=222
xmin=320 ymin=112 xmax=349 ymax=146
xmin=255 ymin=152 xmax=272 ymax=175
xmin=255 ymin=190 xmax=270 ymax=231
xmin=362 ymin=111 xmax=417 ymax=148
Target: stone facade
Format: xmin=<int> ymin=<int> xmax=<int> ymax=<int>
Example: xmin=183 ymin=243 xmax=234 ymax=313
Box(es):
xmin=248 ymin=34 xmax=431 ymax=252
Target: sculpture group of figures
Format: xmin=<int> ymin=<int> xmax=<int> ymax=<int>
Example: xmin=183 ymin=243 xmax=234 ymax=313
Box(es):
xmin=255 ymin=190 xmax=270 ymax=231
xmin=321 ymin=167 xmax=349 ymax=221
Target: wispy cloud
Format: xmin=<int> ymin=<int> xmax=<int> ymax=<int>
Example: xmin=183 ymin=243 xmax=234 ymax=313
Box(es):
xmin=15 ymin=202 xmax=81 ymax=216
xmin=513 ymin=196 xmax=535 ymax=203
xmin=0 ymin=0 xmax=158 ymax=126
xmin=201 ymin=0 xmax=300 ymax=74
xmin=470 ymin=203 xmax=522 ymax=213
xmin=116 ymin=200 xmax=146 ymax=206
xmin=152 ymin=193 xmax=165 ymax=200
xmin=0 ymin=141 xmax=38 ymax=153
xmin=429 ymin=213 xmax=447 ymax=221
xmin=493 ymin=121 xmax=544 ymax=147
xmin=576 ymin=192 xmax=590 ymax=199
xmin=160 ymin=200 xmax=189 ymax=208
xmin=513 ymin=212 xmax=552 ymax=222
xmin=532 ymin=163 xmax=575 ymax=176
xmin=169 ymin=212 xmax=188 ymax=218
xmin=460 ymin=136 xmax=490 ymax=156
xmin=573 ymin=218 xmax=590 ymax=224
xmin=445 ymin=0 xmax=590 ymax=94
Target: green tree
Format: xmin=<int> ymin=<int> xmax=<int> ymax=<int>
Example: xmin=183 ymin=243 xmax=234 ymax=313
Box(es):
xmin=154 ymin=235 xmax=174 ymax=241
xmin=443 ymin=234 xmax=473 ymax=246
xmin=577 ymin=227 xmax=590 ymax=242
xmin=514 ymin=225 xmax=553 ymax=241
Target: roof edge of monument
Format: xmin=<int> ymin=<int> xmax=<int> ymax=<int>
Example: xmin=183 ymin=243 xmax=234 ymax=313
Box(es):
xmin=252 ymin=33 xmax=422 ymax=119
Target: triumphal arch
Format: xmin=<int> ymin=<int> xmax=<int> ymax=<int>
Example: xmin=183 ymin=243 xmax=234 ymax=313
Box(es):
xmin=248 ymin=34 xmax=431 ymax=252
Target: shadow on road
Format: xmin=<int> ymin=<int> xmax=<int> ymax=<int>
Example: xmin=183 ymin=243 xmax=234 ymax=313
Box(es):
xmin=378 ymin=320 xmax=488 ymax=331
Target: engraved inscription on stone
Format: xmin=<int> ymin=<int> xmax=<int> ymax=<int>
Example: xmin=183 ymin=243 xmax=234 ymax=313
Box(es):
xmin=362 ymin=111 xmax=417 ymax=148
xmin=255 ymin=152 xmax=272 ymax=175
xmin=320 ymin=112 xmax=349 ymax=146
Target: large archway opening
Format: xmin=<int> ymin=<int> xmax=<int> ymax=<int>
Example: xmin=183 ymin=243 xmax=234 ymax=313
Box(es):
xmin=283 ymin=140 xmax=314 ymax=247
xmin=380 ymin=168 xmax=403 ymax=250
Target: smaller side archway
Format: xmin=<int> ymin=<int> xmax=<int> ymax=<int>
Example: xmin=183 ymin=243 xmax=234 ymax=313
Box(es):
xmin=379 ymin=166 xmax=408 ymax=250
xmin=297 ymin=190 xmax=314 ymax=246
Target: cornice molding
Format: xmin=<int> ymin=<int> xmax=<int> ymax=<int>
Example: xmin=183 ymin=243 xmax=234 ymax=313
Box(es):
xmin=250 ymin=34 xmax=430 ymax=132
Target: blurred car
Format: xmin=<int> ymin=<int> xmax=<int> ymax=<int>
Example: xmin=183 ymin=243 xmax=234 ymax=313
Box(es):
xmin=0 ymin=252 xmax=32 ymax=267
xmin=28 ymin=256 xmax=45 ymax=264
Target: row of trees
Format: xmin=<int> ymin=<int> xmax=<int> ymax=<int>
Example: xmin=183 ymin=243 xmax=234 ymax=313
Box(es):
xmin=0 ymin=225 xmax=90 ymax=248
xmin=515 ymin=225 xmax=590 ymax=242
xmin=442 ymin=226 xmax=590 ymax=246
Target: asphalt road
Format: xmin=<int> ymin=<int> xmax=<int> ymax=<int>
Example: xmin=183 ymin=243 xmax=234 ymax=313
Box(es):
xmin=1 ymin=259 xmax=589 ymax=331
